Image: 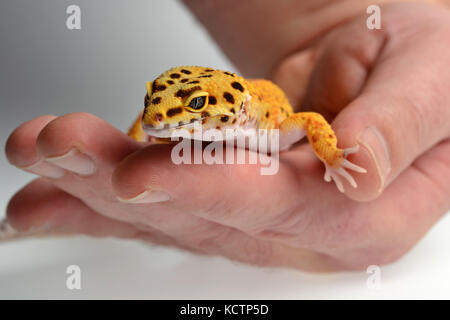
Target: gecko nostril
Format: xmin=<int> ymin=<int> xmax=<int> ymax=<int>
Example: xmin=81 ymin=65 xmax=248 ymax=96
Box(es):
xmin=155 ymin=113 xmax=163 ymax=122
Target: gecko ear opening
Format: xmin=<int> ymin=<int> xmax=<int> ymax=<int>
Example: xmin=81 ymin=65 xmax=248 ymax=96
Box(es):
xmin=185 ymin=91 xmax=209 ymax=112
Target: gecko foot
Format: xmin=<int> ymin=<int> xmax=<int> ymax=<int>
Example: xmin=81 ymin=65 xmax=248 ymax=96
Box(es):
xmin=323 ymin=145 xmax=367 ymax=192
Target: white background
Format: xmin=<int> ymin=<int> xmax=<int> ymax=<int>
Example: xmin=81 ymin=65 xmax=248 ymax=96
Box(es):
xmin=1 ymin=0 xmax=449 ymax=299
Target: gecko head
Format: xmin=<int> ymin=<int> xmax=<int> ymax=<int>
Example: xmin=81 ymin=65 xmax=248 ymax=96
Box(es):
xmin=142 ymin=66 xmax=250 ymax=138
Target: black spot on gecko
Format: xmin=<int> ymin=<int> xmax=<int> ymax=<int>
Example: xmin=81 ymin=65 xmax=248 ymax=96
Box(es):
xmin=175 ymin=86 xmax=202 ymax=98
xmin=265 ymin=111 xmax=270 ymax=118
xmin=144 ymin=94 xmax=150 ymax=106
xmin=166 ymin=80 xmax=175 ymax=85
xmin=187 ymin=80 xmax=200 ymax=84
xmin=181 ymin=69 xmax=192 ymax=74
xmin=198 ymin=74 xmax=212 ymax=78
xmin=208 ymin=96 xmax=217 ymax=105
xmin=223 ymin=92 xmax=235 ymax=104
xmin=180 ymin=79 xmax=188 ymax=83
xmin=231 ymin=81 xmax=244 ymax=92
xmin=166 ymin=107 xmax=183 ymax=117
xmin=230 ymin=108 xmax=235 ymax=114
xmin=220 ymin=116 xmax=229 ymax=123
xmin=151 ymin=97 xmax=161 ymax=104
xmin=201 ymin=111 xmax=210 ymax=118
xmin=152 ymin=82 xmax=166 ymax=93
xmin=204 ymin=69 xmax=214 ymax=72
xmin=223 ymin=71 xmax=234 ymax=77
xmin=170 ymin=73 xmax=181 ymax=79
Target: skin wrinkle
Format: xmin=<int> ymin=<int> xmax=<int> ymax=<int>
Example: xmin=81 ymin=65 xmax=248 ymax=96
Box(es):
xmin=249 ymin=196 xmax=309 ymax=237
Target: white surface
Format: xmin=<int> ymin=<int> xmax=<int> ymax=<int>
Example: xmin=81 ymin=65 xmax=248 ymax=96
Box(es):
xmin=1 ymin=0 xmax=449 ymax=299
xmin=1 ymin=213 xmax=450 ymax=299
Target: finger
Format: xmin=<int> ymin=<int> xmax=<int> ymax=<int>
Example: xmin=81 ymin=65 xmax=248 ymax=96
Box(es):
xmin=6 ymin=112 xmax=146 ymax=220
xmin=25 ymin=112 xmax=145 ymax=217
xmin=300 ymin=22 xmax=385 ymax=120
xmin=29 ymin=113 xmax=249 ymax=238
xmin=35 ymin=112 xmax=141 ymax=177
xmin=3 ymin=178 xmax=174 ymax=246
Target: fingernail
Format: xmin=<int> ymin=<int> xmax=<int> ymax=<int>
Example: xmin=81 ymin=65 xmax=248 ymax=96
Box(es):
xmin=0 ymin=219 xmax=52 ymax=242
xmin=357 ymin=126 xmax=391 ymax=190
xmin=21 ymin=159 xmax=65 ymax=179
xmin=45 ymin=148 xmax=96 ymax=176
xmin=0 ymin=219 xmax=17 ymax=241
xmin=117 ymin=190 xmax=170 ymax=204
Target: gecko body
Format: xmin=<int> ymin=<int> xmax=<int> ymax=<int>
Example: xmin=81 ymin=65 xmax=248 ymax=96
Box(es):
xmin=128 ymin=66 xmax=366 ymax=192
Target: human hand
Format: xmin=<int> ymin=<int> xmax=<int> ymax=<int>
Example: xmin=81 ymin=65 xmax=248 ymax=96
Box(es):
xmin=3 ymin=2 xmax=450 ymax=271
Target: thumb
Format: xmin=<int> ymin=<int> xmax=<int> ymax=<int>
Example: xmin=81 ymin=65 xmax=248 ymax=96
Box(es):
xmin=316 ymin=4 xmax=450 ymax=201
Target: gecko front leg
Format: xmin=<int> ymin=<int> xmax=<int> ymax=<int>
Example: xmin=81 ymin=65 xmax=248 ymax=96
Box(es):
xmin=279 ymin=112 xmax=366 ymax=192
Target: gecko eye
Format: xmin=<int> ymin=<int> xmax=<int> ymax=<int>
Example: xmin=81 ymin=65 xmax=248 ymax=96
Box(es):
xmin=188 ymin=96 xmax=206 ymax=109
xmin=185 ymin=92 xmax=209 ymax=112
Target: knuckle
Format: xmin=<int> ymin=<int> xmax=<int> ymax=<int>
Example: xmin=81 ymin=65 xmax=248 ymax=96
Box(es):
xmin=247 ymin=202 xmax=312 ymax=245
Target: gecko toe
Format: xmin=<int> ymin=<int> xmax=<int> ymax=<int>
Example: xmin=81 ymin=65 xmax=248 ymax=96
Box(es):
xmin=324 ymin=162 xmax=361 ymax=192
xmin=342 ymin=145 xmax=360 ymax=156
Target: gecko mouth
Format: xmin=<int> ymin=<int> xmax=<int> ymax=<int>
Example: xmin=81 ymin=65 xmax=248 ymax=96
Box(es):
xmin=143 ymin=118 xmax=204 ymax=138
xmin=143 ymin=100 xmax=248 ymax=138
